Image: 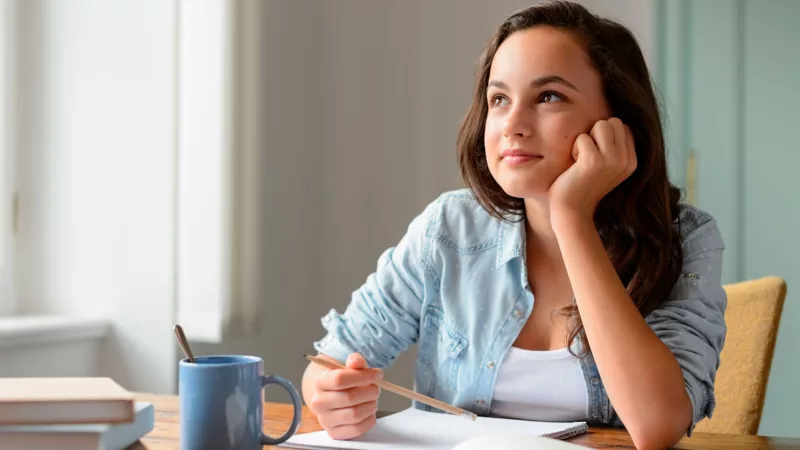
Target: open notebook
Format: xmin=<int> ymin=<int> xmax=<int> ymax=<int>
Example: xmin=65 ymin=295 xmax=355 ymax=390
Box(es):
xmin=282 ymin=408 xmax=587 ymax=450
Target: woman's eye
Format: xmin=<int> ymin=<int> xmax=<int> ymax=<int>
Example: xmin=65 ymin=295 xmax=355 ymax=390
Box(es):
xmin=490 ymin=95 xmax=509 ymax=107
xmin=541 ymin=91 xmax=565 ymax=103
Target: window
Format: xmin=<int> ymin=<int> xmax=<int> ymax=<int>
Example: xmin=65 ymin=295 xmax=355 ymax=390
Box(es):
xmin=175 ymin=0 xmax=263 ymax=342
xmin=0 ymin=0 xmax=15 ymax=315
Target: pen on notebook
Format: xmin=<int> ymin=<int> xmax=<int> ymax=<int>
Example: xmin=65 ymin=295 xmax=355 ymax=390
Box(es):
xmin=303 ymin=354 xmax=478 ymax=421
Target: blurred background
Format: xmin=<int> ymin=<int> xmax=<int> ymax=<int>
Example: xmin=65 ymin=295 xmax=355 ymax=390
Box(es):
xmin=0 ymin=0 xmax=797 ymax=439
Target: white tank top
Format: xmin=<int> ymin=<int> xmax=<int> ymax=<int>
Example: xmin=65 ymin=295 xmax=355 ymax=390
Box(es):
xmin=490 ymin=346 xmax=589 ymax=422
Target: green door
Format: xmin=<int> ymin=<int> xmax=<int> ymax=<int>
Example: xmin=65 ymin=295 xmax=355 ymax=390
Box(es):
xmin=657 ymin=0 xmax=800 ymax=438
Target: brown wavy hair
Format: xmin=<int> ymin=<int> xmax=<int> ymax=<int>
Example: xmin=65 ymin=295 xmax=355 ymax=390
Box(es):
xmin=457 ymin=1 xmax=683 ymax=356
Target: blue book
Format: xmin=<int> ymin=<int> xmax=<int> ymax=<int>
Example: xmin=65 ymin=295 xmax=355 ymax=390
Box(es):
xmin=0 ymin=401 xmax=154 ymax=450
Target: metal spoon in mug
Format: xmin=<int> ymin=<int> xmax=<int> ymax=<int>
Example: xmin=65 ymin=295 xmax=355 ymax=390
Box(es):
xmin=173 ymin=324 xmax=196 ymax=363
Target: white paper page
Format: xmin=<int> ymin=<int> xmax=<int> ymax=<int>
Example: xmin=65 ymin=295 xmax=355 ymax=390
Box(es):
xmin=282 ymin=408 xmax=586 ymax=450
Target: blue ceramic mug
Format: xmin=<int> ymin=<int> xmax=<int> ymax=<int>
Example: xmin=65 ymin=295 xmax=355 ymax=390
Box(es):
xmin=179 ymin=355 xmax=302 ymax=449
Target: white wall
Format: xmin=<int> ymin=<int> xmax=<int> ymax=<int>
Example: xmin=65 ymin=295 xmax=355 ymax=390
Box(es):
xmin=193 ymin=0 xmax=655 ymax=411
xmin=0 ymin=316 xmax=109 ymax=378
xmin=14 ymin=0 xmax=178 ymax=393
xmin=0 ymin=0 xmax=16 ymax=316
xmin=0 ymin=342 xmax=102 ymax=376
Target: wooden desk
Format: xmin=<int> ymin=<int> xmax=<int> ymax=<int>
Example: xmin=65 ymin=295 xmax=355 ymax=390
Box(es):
xmin=132 ymin=393 xmax=800 ymax=449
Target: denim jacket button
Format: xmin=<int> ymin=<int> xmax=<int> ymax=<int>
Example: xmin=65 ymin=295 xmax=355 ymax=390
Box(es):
xmin=476 ymin=399 xmax=485 ymax=405
xmin=486 ymin=361 xmax=496 ymax=370
xmin=591 ymin=377 xmax=600 ymax=385
xmin=512 ymin=309 xmax=523 ymax=318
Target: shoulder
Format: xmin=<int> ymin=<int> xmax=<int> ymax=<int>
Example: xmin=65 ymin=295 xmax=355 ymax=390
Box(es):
xmin=427 ymin=188 xmax=498 ymax=227
xmin=417 ymin=188 xmax=505 ymax=253
xmin=673 ymin=203 xmax=725 ymax=255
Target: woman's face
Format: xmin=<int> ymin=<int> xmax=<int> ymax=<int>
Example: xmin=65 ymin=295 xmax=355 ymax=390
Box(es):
xmin=484 ymin=26 xmax=610 ymax=200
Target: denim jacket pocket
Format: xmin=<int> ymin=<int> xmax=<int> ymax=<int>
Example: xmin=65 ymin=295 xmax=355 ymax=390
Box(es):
xmin=417 ymin=306 xmax=469 ymax=402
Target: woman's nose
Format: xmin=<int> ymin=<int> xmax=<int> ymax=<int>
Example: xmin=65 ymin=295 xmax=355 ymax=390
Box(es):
xmin=502 ymin=106 xmax=533 ymax=138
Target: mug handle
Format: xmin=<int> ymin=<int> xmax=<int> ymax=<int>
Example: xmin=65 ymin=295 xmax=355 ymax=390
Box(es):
xmin=260 ymin=374 xmax=303 ymax=446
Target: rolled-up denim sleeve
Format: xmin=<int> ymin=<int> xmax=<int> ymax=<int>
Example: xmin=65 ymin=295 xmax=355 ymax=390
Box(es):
xmin=313 ymin=201 xmax=436 ymax=369
xmin=645 ymin=218 xmax=727 ymax=435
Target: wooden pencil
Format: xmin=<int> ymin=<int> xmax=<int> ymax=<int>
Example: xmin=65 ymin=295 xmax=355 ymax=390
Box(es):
xmin=303 ymin=354 xmax=477 ymax=421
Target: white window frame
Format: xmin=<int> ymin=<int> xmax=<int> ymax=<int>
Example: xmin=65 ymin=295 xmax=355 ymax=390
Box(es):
xmin=175 ymin=0 xmax=263 ymax=342
xmin=0 ymin=0 xmax=16 ymax=316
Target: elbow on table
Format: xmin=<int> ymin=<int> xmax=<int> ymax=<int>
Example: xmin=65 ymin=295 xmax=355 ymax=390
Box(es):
xmin=625 ymin=414 xmax=689 ymax=450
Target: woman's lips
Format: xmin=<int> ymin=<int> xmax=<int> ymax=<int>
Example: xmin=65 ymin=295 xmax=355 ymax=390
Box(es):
xmin=500 ymin=149 xmax=543 ymax=166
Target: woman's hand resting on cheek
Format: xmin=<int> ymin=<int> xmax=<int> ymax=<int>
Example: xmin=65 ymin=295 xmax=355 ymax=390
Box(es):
xmin=548 ymin=117 xmax=637 ymax=223
xmin=308 ymin=353 xmax=383 ymax=440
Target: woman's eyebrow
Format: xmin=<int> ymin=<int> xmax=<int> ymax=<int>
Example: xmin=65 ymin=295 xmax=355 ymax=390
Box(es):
xmin=487 ymin=75 xmax=580 ymax=92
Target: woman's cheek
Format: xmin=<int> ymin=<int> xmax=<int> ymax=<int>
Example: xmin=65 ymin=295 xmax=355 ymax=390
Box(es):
xmin=545 ymin=118 xmax=584 ymax=161
xmin=483 ymin=118 xmax=503 ymax=156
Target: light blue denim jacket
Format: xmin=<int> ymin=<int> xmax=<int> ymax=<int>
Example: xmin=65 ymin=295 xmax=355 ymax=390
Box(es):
xmin=314 ymin=189 xmax=726 ymax=434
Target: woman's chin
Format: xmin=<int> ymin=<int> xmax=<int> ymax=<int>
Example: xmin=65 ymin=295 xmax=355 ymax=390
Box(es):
xmin=497 ymin=181 xmax=549 ymax=200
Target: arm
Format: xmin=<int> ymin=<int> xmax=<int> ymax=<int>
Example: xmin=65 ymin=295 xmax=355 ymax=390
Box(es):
xmin=546 ymin=119 xmax=725 ymax=449
xmin=302 ymin=198 xmax=439 ymax=439
xmin=552 ymin=211 xmax=725 ymax=450
xmin=311 ymin=199 xmax=433 ymax=368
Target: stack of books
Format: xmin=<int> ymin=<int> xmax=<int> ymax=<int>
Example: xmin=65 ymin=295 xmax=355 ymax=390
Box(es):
xmin=0 ymin=377 xmax=154 ymax=450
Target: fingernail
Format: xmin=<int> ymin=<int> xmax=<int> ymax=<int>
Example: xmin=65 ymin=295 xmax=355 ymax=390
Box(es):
xmin=374 ymin=371 xmax=384 ymax=380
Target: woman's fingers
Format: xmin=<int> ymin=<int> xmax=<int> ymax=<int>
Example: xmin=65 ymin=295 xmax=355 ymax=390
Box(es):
xmin=310 ymin=384 xmax=381 ymax=411
xmin=318 ymin=400 xmax=379 ymax=431
xmin=589 ymin=119 xmax=615 ymax=156
xmin=326 ymin=413 xmax=378 ymax=441
xmin=315 ymin=366 xmax=383 ymax=391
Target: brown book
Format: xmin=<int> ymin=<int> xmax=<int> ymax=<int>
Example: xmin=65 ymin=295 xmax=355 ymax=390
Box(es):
xmin=0 ymin=377 xmax=134 ymax=425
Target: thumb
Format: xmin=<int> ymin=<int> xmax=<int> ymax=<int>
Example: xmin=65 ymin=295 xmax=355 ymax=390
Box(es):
xmin=345 ymin=353 xmax=368 ymax=370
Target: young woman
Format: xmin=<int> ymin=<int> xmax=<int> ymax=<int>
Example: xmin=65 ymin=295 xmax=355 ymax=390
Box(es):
xmin=301 ymin=2 xmax=727 ymax=449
